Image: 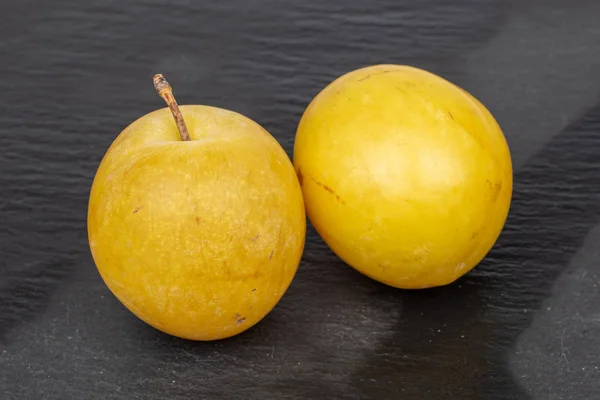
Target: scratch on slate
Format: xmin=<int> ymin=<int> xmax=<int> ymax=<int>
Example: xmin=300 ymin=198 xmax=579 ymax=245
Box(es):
xmin=560 ymin=328 xmax=569 ymax=365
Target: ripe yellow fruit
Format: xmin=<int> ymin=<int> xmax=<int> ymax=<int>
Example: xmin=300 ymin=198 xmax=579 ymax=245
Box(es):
xmin=293 ymin=65 xmax=512 ymax=289
xmin=88 ymin=76 xmax=305 ymax=340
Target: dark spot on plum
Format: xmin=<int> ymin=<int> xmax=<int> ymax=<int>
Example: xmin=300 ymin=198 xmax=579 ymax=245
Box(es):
xmin=492 ymin=181 xmax=502 ymax=202
xmin=358 ymin=70 xmax=394 ymax=82
xmin=311 ymin=178 xmax=346 ymax=204
xmin=235 ymin=313 xmax=246 ymax=325
xmin=296 ymin=168 xmax=304 ymax=186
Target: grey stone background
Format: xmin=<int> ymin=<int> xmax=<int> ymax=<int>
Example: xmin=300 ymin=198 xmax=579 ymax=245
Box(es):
xmin=1 ymin=0 xmax=599 ymax=398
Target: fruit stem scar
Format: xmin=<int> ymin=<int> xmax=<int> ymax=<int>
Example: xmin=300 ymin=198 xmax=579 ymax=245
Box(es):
xmin=153 ymin=73 xmax=191 ymax=141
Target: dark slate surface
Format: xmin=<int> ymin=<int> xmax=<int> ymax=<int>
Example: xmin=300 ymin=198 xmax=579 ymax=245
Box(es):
xmin=1 ymin=0 xmax=599 ymax=398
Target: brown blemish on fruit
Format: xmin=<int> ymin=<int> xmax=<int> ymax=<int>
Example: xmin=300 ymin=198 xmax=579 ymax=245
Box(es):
xmin=269 ymin=249 xmax=275 ymax=260
xmin=358 ymin=70 xmax=394 ymax=82
xmin=486 ymin=180 xmax=502 ymax=202
xmin=252 ymin=288 xmax=256 ymax=292
xmin=493 ymin=181 xmax=502 ymax=201
xmin=310 ymin=178 xmax=346 ymax=204
xmin=448 ymin=111 xmax=455 ymax=120
xmin=471 ymin=231 xmax=480 ymax=239
xmin=133 ymin=206 xmax=143 ymax=214
xmin=250 ymin=234 xmax=260 ymax=242
xmin=296 ymin=168 xmax=304 ymax=186
xmin=235 ymin=313 xmax=246 ymax=325
xmin=195 ymin=216 xmax=200 ymax=224
xmin=220 ymin=269 xmax=263 ymax=281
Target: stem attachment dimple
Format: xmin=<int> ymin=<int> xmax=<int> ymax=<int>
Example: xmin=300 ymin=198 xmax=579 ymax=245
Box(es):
xmin=153 ymin=74 xmax=191 ymax=141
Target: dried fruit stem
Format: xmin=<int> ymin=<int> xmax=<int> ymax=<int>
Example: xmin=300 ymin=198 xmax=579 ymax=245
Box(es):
xmin=153 ymin=74 xmax=191 ymax=141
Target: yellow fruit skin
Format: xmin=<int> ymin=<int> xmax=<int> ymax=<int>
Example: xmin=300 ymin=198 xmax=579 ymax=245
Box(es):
xmin=88 ymin=105 xmax=306 ymax=340
xmin=293 ymin=65 xmax=512 ymax=289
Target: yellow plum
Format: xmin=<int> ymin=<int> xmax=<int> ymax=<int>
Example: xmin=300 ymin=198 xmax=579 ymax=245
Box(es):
xmin=293 ymin=65 xmax=512 ymax=289
xmin=88 ymin=75 xmax=306 ymax=340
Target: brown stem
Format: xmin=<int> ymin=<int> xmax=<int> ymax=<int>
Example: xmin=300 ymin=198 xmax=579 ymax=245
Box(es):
xmin=153 ymin=74 xmax=191 ymax=141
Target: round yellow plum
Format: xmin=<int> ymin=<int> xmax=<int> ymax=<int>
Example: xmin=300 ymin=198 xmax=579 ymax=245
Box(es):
xmin=88 ymin=76 xmax=306 ymax=340
xmin=293 ymin=65 xmax=512 ymax=289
